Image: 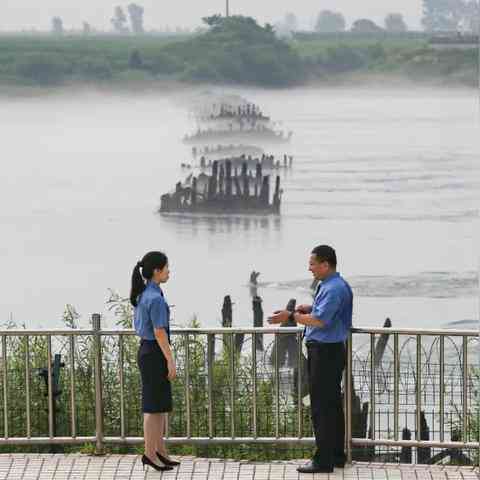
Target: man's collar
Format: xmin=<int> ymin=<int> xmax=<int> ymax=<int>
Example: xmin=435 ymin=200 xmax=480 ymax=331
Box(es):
xmin=321 ymin=271 xmax=339 ymax=284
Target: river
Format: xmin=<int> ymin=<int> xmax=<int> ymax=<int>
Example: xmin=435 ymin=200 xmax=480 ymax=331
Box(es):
xmin=1 ymin=85 xmax=478 ymax=330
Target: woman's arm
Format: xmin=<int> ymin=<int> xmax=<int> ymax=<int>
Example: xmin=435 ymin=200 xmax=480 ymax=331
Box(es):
xmin=154 ymin=327 xmax=176 ymax=380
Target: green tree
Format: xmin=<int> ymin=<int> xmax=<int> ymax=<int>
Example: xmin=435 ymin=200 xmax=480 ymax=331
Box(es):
xmin=51 ymin=17 xmax=64 ymax=35
xmin=384 ymin=13 xmax=408 ymax=32
xmin=351 ymin=18 xmax=383 ymax=33
xmin=111 ymin=6 xmax=129 ymax=34
xmin=421 ymin=0 xmax=463 ymax=31
xmin=127 ymin=3 xmax=145 ymax=34
xmin=284 ymin=12 xmax=298 ymax=32
xmin=82 ymin=22 xmax=91 ymax=35
xmin=315 ymin=10 xmax=346 ymax=32
xmin=128 ymin=49 xmax=143 ymax=69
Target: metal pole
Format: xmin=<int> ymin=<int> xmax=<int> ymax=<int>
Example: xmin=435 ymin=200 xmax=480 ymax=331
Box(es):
xmin=185 ymin=334 xmax=191 ymax=439
xmin=297 ymin=332 xmax=302 ymax=440
xmin=252 ymin=332 xmax=257 ymax=438
xmin=226 ymin=0 xmax=229 ymax=17
xmin=462 ymin=336 xmax=468 ymax=441
xmin=47 ymin=336 xmax=54 ymax=438
xmin=393 ymin=333 xmax=399 ymax=442
xmin=92 ymin=313 xmax=104 ymax=455
xmin=2 ymin=336 xmax=8 ymax=439
xmin=207 ymin=334 xmax=214 ymax=439
xmin=119 ymin=335 xmax=125 ymax=440
xmin=274 ymin=333 xmax=280 ymax=439
xmin=230 ymin=333 xmax=235 ymax=439
xmin=370 ymin=334 xmax=376 ymax=440
xmin=25 ymin=336 xmax=31 ymax=438
xmin=69 ymin=335 xmax=76 ymax=438
xmin=346 ymin=332 xmax=352 ymax=464
xmin=439 ymin=336 xmax=445 ymax=442
xmin=416 ymin=335 xmax=422 ymax=443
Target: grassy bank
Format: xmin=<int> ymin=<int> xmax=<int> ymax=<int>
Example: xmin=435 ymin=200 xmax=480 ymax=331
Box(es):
xmin=0 ymin=19 xmax=477 ymax=90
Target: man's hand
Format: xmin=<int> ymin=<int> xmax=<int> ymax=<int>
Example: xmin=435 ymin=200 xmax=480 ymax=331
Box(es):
xmin=296 ymin=304 xmax=312 ymax=314
xmin=268 ymin=310 xmax=290 ymax=324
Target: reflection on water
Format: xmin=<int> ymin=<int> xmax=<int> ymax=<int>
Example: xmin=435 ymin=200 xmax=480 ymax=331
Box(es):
xmin=160 ymin=213 xmax=282 ymax=237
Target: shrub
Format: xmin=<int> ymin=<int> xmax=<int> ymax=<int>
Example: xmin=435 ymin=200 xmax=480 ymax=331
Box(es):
xmin=15 ymin=53 xmax=69 ymax=85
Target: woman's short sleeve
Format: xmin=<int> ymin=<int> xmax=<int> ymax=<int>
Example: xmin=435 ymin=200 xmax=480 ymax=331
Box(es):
xmin=149 ymin=296 xmax=169 ymax=330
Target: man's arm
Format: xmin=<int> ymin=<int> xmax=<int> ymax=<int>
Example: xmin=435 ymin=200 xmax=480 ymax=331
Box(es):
xmin=268 ymin=310 xmax=326 ymax=327
xmin=292 ymin=312 xmax=325 ymax=328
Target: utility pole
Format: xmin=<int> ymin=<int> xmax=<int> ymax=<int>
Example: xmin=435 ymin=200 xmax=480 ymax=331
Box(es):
xmin=226 ymin=0 xmax=229 ymax=17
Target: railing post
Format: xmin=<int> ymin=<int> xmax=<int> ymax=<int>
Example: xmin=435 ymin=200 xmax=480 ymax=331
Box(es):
xmin=346 ymin=331 xmax=353 ymax=464
xmin=92 ymin=313 xmax=105 ymax=455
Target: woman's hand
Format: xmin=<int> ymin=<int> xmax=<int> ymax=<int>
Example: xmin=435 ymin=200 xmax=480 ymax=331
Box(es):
xmin=167 ymin=358 xmax=177 ymax=381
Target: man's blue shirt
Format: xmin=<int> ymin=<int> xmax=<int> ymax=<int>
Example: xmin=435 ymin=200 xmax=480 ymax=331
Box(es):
xmin=305 ymin=272 xmax=353 ymax=343
xmin=134 ymin=281 xmax=170 ymax=341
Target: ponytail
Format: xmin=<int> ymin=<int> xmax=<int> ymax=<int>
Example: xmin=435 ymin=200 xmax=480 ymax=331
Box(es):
xmin=130 ymin=262 xmax=145 ymax=307
xmin=130 ymin=251 xmax=168 ymax=307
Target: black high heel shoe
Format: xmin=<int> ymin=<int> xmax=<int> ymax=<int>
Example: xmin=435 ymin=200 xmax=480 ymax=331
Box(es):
xmin=156 ymin=451 xmax=180 ymax=466
xmin=141 ymin=454 xmax=173 ymax=471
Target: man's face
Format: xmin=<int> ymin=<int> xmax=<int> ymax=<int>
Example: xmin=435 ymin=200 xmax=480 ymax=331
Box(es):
xmin=309 ymin=254 xmax=330 ymax=281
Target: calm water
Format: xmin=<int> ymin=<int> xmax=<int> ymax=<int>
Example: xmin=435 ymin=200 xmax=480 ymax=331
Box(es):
xmin=1 ymin=86 xmax=478 ymax=329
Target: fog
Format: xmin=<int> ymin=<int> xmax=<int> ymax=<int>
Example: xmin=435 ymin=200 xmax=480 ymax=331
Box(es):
xmin=1 ymin=0 xmax=423 ymax=31
xmin=0 ymin=85 xmax=477 ymax=329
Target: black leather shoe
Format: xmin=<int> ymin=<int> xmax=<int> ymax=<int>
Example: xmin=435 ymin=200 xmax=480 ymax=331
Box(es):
xmin=297 ymin=461 xmax=333 ymax=474
xmin=141 ymin=455 xmax=173 ymax=472
xmin=156 ymin=451 xmax=180 ymax=466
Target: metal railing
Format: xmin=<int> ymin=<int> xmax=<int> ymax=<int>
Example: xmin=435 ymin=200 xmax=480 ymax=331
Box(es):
xmin=0 ymin=319 xmax=478 ymax=463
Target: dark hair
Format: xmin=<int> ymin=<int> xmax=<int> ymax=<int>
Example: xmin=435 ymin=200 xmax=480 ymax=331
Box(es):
xmin=311 ymin=245 xmax=337 ymax=268
xmin=130 ymin=251 xmax=168 ymax=307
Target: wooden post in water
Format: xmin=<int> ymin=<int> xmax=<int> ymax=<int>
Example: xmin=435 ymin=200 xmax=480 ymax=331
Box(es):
xmin=242 ymin=162 xmax=249 ymax=200
xmin=418 ymin=411 xmax=431 ymax=463
xmin=400 ymin=428 xmax=412 ymax=464
xmin=221 ymin=296 xmax=232 ymax=327
xmin=225 ymin=160 xmax=232 ymax=199
xmin=252 ymin=295 xmax=263 ymax=351
xmin=273 ymin=175 xmax=281 ymax=212
xmin=260 ymin=175 xmax=270 ymax=207
xmin=191 ymin=177 xmax=197 ymax=207
xmin=219 ymin=164 xmax=225 ymax=196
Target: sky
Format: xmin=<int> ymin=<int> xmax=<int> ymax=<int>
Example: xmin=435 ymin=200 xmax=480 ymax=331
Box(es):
xmin=2 ymin=0 xmax=424 ymax=32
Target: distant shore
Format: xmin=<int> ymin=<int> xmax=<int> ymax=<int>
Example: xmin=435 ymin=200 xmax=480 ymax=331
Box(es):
xmin=0 ymin=31 xmax=477 ymax=93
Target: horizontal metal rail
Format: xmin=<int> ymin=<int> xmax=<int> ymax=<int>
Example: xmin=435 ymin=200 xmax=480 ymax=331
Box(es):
xmin=0 ymin=326 xmax=477 ymax=336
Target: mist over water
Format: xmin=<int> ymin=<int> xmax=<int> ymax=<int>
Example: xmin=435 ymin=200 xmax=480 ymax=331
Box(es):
xmin=1 ymin=86 xmax=478 ymax=329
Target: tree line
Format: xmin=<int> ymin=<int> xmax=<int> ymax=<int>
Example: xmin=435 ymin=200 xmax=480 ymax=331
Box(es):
xmin=46 ymin=0 xmax=479 ymax=36
xmin=276 ymin=0 xmax=479 ymax=35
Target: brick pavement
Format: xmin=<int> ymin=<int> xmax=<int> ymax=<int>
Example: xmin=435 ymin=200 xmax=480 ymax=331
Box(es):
xmin=0 ymin=455 xmax=477 ymax=480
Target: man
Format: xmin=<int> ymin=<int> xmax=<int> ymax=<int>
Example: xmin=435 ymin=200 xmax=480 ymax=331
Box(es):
xmin=268 ymin=245 xmax=353 ymax=473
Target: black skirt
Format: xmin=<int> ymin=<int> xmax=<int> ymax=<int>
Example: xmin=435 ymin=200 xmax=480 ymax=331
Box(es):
xmin=137 ymin=339 xmax=173 ymax=413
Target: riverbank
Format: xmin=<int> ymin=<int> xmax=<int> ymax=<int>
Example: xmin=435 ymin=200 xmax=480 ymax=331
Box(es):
xmin=0 ymin=27 xmax=477 ymax=91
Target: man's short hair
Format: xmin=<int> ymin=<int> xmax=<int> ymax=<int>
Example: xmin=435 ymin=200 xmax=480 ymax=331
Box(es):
xmin=311 ymin=245 xmax=337 ymax=268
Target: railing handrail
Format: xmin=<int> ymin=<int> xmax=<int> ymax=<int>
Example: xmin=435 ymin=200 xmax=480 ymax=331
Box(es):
xmin=0 ymin=326 xmax=478 ymax=336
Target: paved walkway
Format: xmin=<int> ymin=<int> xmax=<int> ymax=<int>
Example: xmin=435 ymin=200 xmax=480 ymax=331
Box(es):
xmin=0 ymin=455 xmax=478 ymax=480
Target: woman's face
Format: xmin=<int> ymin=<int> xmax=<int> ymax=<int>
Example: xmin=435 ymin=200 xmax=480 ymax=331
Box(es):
xmin=153 ymin=264 xmax=170 ymax=284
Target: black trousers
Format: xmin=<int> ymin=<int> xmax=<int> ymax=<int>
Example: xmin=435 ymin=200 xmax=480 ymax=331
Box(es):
xmin=307 ymin=341 xmax=346 ymax=466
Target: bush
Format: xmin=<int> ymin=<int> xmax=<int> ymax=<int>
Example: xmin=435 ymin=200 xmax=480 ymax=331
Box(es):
xmin=76 ymin=56 xmax=113 ymax=80
xmin=148 ymin=52 xmax=184 ymax=75
xmin=323 ymin=45 xmax=367 ymax=72
xmin=15 ymin=53 xmax=69 ymax=85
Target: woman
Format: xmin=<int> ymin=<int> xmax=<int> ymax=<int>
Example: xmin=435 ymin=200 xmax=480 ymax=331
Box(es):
xmin=130 ymin=251 xmax=180 ymax=472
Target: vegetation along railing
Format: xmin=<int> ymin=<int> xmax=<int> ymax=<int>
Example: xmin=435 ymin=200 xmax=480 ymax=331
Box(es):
xmin=0 ymin=317 xmax=478 ymax=464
